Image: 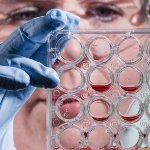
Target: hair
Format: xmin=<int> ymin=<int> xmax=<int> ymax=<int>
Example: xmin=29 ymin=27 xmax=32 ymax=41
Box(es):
xmin=142 ymin=0 xmax=150 ymax=23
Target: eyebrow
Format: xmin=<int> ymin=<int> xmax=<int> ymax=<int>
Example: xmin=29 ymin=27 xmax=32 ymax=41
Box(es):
xmin=0 ymin=0 xmax=60 ymax=3
xmin=80 ymin=0 xmax=137 ymax=8
xmin=81 ymin=0 xmax=120 ymax=3
xmin=0 ymin=0 xmax=60 ymax=14
xmin=0 ymin=2 xmax=32 ymax=14
xmin=0 ymin=5 xmax=17 ymax=13
xmin=80 ymin=0 xmax=136 ymax=4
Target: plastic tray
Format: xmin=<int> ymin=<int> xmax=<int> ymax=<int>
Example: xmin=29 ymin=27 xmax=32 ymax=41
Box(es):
xmin=47 ymin=29 xmax=150 ymax=150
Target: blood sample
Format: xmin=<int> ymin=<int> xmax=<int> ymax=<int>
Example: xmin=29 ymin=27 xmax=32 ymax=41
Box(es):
xmin=55 ymin=148 xmax=93 ymax=150
xmin=92 ymin=116 xmax=109 ymax=121
xmin=88 ymin=96 xmax=112 ymax=122
xmin=91 ymin=83 xmax=111 ymax=92
xmin=80 ymin=148 xmax=93 ymax=150
xmin=117 ymin=66 xmax=143 ymax=93
xmin=116 ymin=95 xmax=142 ymax=122
xmin=121 ymin=85 xmax=140 ymax=92
xmin=120 ymin=114 xmax=141 ymax=122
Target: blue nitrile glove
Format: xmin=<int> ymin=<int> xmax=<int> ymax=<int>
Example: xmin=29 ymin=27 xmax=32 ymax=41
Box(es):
xmin=0 ymin=9 xmax=79 ymax=150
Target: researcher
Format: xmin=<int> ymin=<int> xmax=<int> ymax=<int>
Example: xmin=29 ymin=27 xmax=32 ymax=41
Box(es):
xmin=0 ymin=0 xmax=149 ymax=150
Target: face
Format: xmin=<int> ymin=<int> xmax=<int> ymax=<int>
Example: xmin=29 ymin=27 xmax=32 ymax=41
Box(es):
xmin=0 ymin=0 xmax=148 ymax=43
xmin=0 ymin=0 xmax=149 ymax=150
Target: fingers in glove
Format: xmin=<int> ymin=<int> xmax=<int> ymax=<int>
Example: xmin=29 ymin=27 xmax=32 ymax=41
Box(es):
xmin=0 ymin=55 xmax=60 ymax=88
xmin=0 ymin=66 xmax=30 ymax=90
xmin=0 ymin=9 xmax=80 ymax=58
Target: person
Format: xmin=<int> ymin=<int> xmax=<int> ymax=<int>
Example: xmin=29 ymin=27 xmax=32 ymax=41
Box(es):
xmin=0 ymin=0 xmax=149 ymax=150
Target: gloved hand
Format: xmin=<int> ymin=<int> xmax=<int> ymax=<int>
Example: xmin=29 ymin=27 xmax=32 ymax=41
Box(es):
xmin=0 ymin=9 xmax=79 ymax=150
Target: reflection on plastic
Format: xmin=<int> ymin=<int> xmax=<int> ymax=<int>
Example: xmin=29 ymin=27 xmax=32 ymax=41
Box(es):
xmin=88 ymin=98 xmax=111 ymax=122
xmin=117 ymin=126 xmax=141 ymax=149
xmin=87 ymin=66 xmax=113 ymax=93
xmin=87 ymin=126 xmax=112 ymax=149
xmin=116 ymin=95 xmax=143 ymax=122
xmin=59 ymin=98 xmax=81 ymax=119
xmin=117 ymin=66 xmax=143 ymax=93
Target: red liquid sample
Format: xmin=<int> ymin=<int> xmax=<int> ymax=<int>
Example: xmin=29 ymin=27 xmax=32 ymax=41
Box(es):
xmin=80 ymin=148 xmax=92 ymax=150
xmin=121 ymin=86 xmax=139 ymax=92
xmin=92 ymin=116 xmax=109 ymax=121
xmin=121 ymin=114 xmax=140 ymax=121
xmin=62 ymin=99 xmax=79 ymax=104
xmin=55 ymin=148 xmax=92 ymax=150
xmin=109 ymin=148 xmax=119 ymax=150
xmin=91 ymin=83 xmax=111 ymax=92
xmin=55 ymin=147 xmax=119 ymax=150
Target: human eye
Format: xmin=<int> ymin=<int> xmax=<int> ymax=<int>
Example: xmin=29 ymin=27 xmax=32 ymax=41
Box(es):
xmin=6 ymin=6 xmax=47 ymax=24
xmin=86 ymin=4 xmax=123 ymax=22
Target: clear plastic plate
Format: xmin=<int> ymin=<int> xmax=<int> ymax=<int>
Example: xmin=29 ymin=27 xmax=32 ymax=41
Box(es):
xmin=47 ymin=29 xmax=150 ymax=150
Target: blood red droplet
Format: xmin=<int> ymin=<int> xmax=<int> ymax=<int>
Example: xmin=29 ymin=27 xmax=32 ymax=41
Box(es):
xmin=121 ymin=85 xmax=140 ymax=92
xmin=80 ymin=147 xmax=93 ymax=150
xmin=55 ymin=147 xmax=93 ymax=150
xmin=92 ymin=116 xmax=109 ymax=121
xmin=121 ymin=114 xmax=140 ymax=122
xmin=91 ymin=83 xmax=111 ymax=92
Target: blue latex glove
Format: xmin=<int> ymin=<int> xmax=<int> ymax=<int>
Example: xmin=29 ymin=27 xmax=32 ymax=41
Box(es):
xmin=0 ymin=9 xmax=79 ymax=150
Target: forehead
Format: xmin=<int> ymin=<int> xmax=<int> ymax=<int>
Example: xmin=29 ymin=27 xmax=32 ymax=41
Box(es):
xmin=0 ymin=0 xmax=59 ymax=13
xmin=0 ymin=0 xmax=139 ymax=3
xmin=0 ymin=0 xmax=59 ymax=2
xmin=0 ymin=0 xmax=142 ymax=10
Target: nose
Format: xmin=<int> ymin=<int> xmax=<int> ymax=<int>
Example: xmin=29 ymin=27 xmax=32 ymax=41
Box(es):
xmin=58 ymin=0 xmax=85 ymax=17
xmin=61 ymin=38 xmax=83 ymax=62
xmin=56 ymin=0 xmax=91 ymax=29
